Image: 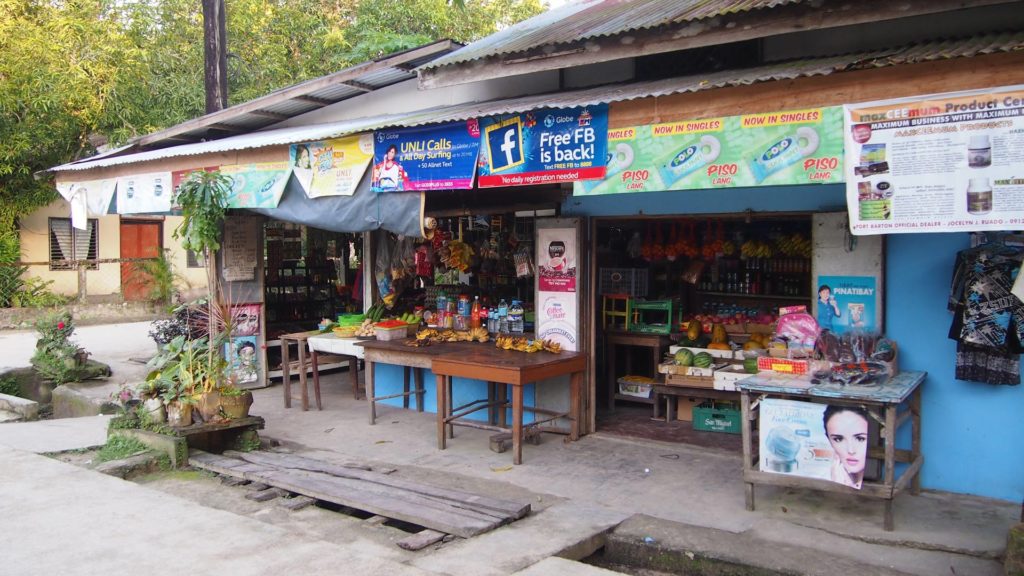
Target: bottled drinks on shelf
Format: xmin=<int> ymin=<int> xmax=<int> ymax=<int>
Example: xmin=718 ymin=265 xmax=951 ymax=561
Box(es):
xmin=498 ymin=299 xmax=509 ymax=334
xmin=470 ymin=296 xmax=482 ymax=329
xmin=508 ymin=300 xmax=525 ymax=334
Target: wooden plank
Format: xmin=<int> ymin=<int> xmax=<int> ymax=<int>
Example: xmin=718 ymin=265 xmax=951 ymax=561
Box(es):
xmin=248 ymin=469 xmax=498 ymax=538
xmin=227 ymin=451 xmax=529 ymax=519
xmin=246 ymin=488 xmax=288 ymax=502
xmin=397 ymin=529 xmax=447 ymax=551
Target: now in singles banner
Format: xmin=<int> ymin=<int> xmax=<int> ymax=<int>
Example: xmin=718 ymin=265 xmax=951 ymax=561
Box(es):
xmin=478 ymin=105 xmax=608 ymax=188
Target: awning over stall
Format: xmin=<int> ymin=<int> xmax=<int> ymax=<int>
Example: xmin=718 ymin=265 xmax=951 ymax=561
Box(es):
xmin=245 ymin=171 xmax=424 ymax=237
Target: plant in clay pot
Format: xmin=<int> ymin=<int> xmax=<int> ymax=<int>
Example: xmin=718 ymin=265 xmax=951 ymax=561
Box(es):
xmin=218 ymin=384 xmax=253 ymax=419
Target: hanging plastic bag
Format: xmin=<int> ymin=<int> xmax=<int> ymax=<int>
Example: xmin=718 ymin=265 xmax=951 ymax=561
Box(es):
xmin=514 ymin=244 xmax=535 ymax=278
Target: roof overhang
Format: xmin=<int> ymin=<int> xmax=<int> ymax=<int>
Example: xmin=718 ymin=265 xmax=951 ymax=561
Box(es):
xmin=418 ymin=0 xmax=1015 ymax=89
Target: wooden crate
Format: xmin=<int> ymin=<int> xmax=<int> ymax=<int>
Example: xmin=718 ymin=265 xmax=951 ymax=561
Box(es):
xmin=665 ymin=373 xmax=715 ymax=388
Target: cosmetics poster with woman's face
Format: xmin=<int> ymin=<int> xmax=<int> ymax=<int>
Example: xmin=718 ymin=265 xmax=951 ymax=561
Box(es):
xmin=760 ymin=398 xmax=869 ymax=489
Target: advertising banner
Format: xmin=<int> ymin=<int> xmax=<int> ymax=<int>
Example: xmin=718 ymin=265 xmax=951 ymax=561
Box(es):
xmin=760 ymin=398 xmax=869 ymax=490
xmin=220 ymin=162 xmax=291 ymax=208
xmin=574 ymin=107 xmax=843 ymax=195
xmin=116 ymin=172 xmax=173 ymax=214
xmin=57 ymin=179 xmax=117 ymax=229
xmin=225 ymin=335 xmax=260 ymax=385
xmin=814 ymin=275 xmax=877 ymax=334
xmin=535 ymin=219 xmax=581 ymax=352
xmin=291 ymin=134 xmax=374 ymax=198
xmin=844 ymin=85 xmax=1024 ymax=235
xmin=371 ymin=120 xmax=480 ymax=192
xmin=479 ymin=105 xmax=608 ymax=188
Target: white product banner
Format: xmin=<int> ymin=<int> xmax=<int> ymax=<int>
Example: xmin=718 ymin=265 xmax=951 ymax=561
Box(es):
xmin=844 ymin=84 xmax=1024 ymax=235
xmin=56 ymin=179 xmax=117 ymax=224
xmin=116 ymin=172 xmax=173 ymax=214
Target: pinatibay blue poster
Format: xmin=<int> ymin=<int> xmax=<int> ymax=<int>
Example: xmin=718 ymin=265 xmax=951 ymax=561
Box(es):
xmin=815 ymin=275 xmax=877 ymax=334
xmin=371 ymin=120 xmax=481 ymax=192
xmin=478 ymin=105 xmax=608 ymax=187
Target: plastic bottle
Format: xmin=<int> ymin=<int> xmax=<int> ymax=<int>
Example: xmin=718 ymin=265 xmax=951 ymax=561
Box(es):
xmin=470 ymin=296 xmax=482 ymax=329
xmin=508 ymin=300 xmax=525 ymax=334
xmin=498 ymin=299 xmax=509 ymax=334
xmin=435 ymin=292 xmax=447 ymax=328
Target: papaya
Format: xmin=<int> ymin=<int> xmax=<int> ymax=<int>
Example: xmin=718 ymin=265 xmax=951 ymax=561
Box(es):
xmin=742 ymin=340 xmax=764 ymax=351
xmin=686 ymin=321 xmax=701 ymax=342
xmin=708 ymin=342 xmax=731 ymax=351
xmin=711 ymin=323 xmax=728 ymax=344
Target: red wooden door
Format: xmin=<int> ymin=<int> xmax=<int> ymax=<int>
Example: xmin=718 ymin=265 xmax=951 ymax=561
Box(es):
xmin=120 ymin=220 xmax=162 ymax=301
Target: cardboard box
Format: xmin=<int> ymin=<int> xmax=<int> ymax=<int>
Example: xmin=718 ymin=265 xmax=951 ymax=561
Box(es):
xmin=675 ymin=397 xmax=700 ymax=422
xmin=665 ymin=373 xmax=715 ymax=388
xmin=713 ymin=364 xmax=751 ymax=391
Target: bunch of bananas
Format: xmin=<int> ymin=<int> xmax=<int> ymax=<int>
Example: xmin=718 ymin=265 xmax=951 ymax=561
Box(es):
xmin=493 ymin=334 xmax=562 ymax=354
xmin=740 ymin=240 xmax=774 ymax=259
xmin=439 ymin=240 xmax=474 ymax=272
xmin=414 ymin=327 xmax=489 ymax=343
xmin=773 ymin=233 xmax=812 ymax=257
xmin=721 ymin=240 xmax=736 ymax=256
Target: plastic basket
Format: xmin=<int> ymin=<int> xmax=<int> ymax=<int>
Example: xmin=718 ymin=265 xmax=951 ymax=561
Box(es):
xmin=693 ymin=401 xmax=741 ymax=434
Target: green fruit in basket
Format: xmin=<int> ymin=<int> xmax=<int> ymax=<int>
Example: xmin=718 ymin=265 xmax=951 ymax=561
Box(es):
xmin=673 ymin=349 xmax=694 ymax=366
xmin=693 ymin=352 xmax=714 ymax=368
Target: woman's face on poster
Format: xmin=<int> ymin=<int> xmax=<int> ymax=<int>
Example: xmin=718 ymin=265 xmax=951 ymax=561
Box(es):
xmin=826 ymin=411 xmax=868 ymax=475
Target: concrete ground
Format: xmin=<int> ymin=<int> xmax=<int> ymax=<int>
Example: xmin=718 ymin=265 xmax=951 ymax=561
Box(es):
xmin=0 ymin=322 xmax=1019 ymax=575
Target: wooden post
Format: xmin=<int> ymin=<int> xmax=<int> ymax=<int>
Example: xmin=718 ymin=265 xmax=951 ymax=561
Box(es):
xmin=741 ymin=391 xmax=755 ymax=511
xmin=202 ymin=0 xmax=228 ymax=113
xmin=77 ymin=261 xmax=87 ymax=303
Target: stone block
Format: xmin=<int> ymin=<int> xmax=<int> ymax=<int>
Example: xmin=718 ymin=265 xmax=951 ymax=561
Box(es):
xmin=108 ymin=429 xmax=188 ymax=469
xmin=0 ymin=393 xmax=39 ymax=421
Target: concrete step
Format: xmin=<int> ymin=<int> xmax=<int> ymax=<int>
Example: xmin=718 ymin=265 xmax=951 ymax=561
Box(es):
xmin=0 ymin=409 xmax=23 ymax=423
xmin=602 ymin=514 xmax=1005 ymax=576
xmin=0 ymin=392 xmax=39 ymax=420
xmin=511 ymin=556 xmax=627 ymax=575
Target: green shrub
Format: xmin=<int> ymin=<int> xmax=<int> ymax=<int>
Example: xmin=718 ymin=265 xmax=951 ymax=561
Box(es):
xmin=0 ymin=376 xmax=20 ymax=397
xmin=97 ymin=435 xmax=150 ymax=462
xmin=9 ymin=277 xmax=68 ymax=308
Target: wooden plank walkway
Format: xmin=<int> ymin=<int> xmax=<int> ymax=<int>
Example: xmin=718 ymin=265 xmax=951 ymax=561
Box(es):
xmin=189 ymin=450 xmax=530 ymax=538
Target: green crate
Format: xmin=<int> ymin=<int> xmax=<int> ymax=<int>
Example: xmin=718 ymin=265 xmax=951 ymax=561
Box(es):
xmin=692 ymin=401 xmax=741 ymax=434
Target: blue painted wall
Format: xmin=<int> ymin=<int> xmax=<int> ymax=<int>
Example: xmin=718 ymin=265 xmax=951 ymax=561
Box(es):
xmin=565 ymin=185 xmax=1024 ymax=503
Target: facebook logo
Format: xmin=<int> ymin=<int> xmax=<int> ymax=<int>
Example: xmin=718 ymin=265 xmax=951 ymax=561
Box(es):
xmin=485 ymin=118 xmax=524 ymax=172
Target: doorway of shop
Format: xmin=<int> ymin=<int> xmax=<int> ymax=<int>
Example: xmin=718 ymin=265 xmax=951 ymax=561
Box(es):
xmin=120 ymin=219 xmax=163 ymax=301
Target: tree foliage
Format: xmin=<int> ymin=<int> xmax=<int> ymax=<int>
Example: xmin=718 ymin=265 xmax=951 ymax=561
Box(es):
xmin=0 ymin=0 xmax=545 ymax=232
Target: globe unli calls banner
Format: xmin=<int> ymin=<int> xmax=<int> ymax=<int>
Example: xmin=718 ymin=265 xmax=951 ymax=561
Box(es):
xmin=478 ymin=105 xmax=609 ymax=188
xmin=573 ymin=107 xmax=844 ymax=195
xmin=843 ymin=85 xmax=1024 ymax=235
xmin=371 ymin=120 xmax=481 ymax=192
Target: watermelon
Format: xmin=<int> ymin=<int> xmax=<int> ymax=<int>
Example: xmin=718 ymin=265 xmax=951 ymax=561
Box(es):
xmin=693 ymin=352 xmax=714 ymax=368
xmin=674 ymin=348 xmax=694 ymax=367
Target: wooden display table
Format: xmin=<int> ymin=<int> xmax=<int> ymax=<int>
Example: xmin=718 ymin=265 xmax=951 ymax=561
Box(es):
xmin=307 ymin=333 xmax=367 ymax=401
xmin=738 ymin=370 xmax=925 ymax=531
xmin=357 ymin=339 xmax=432 ymax=425
xmin=604 ymin=330 xmax=675 ymax=410
xmin=432 ymin=345 xmax=585 ymax=465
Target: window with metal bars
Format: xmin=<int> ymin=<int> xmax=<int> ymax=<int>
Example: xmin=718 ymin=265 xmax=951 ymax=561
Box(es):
xmin=49 ymin=218 xmax=98 ymax=270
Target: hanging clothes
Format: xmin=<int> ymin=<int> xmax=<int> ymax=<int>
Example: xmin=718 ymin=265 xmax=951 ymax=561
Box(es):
xmin=948 ymin=239 xmax=1024 ymax=385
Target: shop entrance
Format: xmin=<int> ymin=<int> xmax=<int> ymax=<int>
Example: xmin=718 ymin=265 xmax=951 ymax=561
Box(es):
xmin=591 ymin=214 xmax=814 ymax=450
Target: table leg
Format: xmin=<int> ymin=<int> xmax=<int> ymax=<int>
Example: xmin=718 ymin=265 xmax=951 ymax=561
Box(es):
xmin=487 ymin=382 xmax=497 ymax=425
xmin=512 ymin=384 xmax=524 ymax=465
xmin=435 ymin=373 xmax=446 ymax=450
xmin=498 ymin=384 xmax=507 ymax=427
xmin=910 ymin=387 xmax=922 ymax=496
xmin=366 ymin=360 xmax=376 ymax=425
xmin=298 ymin=341 xmax=309 ymax=411
xmin=311 ymin=349 xmax=322 ymax=410
xmin=350 ymin=357 xmax=360 ymax=399
xmin=414 ymin=368 xmax=424 ymax=412
xmin=653 ymin=391 xmax=663 ymax=421
xmin=570 ymin=370 xmax=581 ymax=441
xmin=447 ymin=376 xmax=454 ymax=439
xmin=282 ymin=338 xmax=292 ymax=409
xmin=403 ymin=366 xmax=411 ymax=409
xmin=741 ymin=391 xmax=755 ymax=511
xmin=607 ymin=338 xmax=616 ymax=413
xmin=884 ymin=405 xmax=897 ymax=531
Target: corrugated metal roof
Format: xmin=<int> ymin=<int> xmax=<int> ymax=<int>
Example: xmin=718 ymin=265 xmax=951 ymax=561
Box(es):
xmin=52 ymin=31 xmax=1024 ymax=174
xmin=421 ymin=0 xmax=805 ymax=70
xmin=129 ymin=40 xmax=462 ymax=150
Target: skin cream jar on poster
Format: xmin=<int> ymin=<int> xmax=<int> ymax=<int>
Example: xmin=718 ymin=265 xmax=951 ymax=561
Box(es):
xmin=967 ymin=178 xmax=992 ymax=215
xmin=968 ymin=135 xmax=992 ymax=168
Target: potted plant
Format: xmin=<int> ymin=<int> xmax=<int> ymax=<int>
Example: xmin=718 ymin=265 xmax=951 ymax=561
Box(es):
xmin=218 ymin=384 xmax=254 ymax=419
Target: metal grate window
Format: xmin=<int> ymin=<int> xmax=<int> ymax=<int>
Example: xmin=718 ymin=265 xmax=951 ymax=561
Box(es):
xmin=49 ymin=218 xmax=98 ymax=270
xmin=186 ymin=249 xmax=206 ymax=268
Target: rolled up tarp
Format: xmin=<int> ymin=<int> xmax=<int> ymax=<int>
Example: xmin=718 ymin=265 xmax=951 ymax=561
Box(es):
xmin=246 ymin=170 xmax=424 ymax=237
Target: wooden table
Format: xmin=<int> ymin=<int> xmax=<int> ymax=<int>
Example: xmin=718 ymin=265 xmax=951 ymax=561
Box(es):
xmin=605 ymin=330 xmax=675 ymax=410
xmin=307 ymin=333 xmax=366 ymax=401
xmin=738 ymin=370 xmax=925 ymax=531
xmin=432 ymin=345 xmax=585 ymax=465
xmin=356 ymin=339 xmax=430 ymax=425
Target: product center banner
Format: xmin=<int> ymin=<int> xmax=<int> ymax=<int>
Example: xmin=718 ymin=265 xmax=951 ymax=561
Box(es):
xmin=573 ymin=107 xmax=843 ymax=195
xmin=478 ymin=105 xmax=608 ymax=188
xmin=844 ymin=84 xmax=1024 ymax=235
xmin=371 ymin=120 xmax=481 ymax=192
